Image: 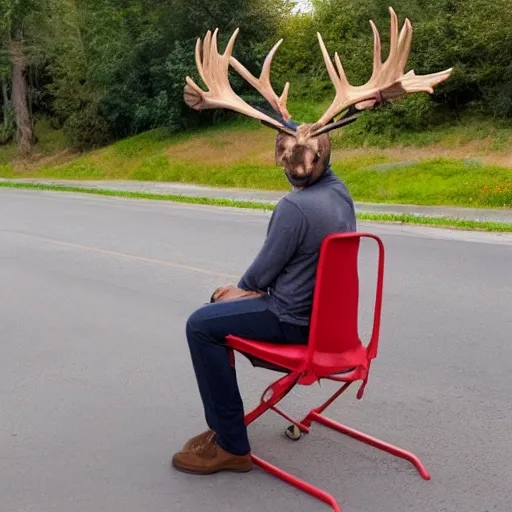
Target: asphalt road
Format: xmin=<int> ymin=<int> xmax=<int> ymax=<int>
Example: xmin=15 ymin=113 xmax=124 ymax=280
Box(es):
xmin=1 ymin=188 xmax=511 ymax=512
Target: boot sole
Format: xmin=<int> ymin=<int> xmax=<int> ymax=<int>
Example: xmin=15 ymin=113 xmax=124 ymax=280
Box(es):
xmin=171 ymin=456 xmax=253 ymax=475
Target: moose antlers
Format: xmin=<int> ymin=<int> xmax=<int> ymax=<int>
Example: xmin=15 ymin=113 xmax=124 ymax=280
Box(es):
xmin=184 ymin=7 xmax=453 ymax=138
xmin=309 ymin=7 xmax=453 ymax=136
xmin=184 ymin=28 xmax=296 ymax=136
xmin=229 ymin=39 xmax=291 ymax=122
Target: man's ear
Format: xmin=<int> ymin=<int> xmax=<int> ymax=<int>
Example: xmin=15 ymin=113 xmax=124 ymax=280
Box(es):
xmin=317 ymin=133 xmax=331 ymax=166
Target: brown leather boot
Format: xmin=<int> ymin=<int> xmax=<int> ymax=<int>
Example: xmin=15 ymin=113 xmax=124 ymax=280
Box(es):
xmin=172 ymin=433 xmax=253 ymax=475
xmin=182 ymin=429 xmax=215 ymax=452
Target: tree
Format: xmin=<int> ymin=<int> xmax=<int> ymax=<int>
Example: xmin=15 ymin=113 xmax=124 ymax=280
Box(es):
xmin=0 ymin=0 xmax=42 ymax=153
xmin=0 ymin=40 xmax=14 ymax=143
xmin=93 ymin=0 xmax=292 ymax=137
xmin=1 ymin=0 xmax=511 ymax=155
xmin=8 ymin=37 xmax=32 ymax=152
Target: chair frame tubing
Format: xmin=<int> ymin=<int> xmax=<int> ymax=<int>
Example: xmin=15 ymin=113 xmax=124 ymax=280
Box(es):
xmin=241 ymin=369 xmax=430 ymax=512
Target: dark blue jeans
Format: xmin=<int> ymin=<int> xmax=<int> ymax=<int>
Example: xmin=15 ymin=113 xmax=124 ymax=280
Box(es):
xmin=185 ymin=295 xmax=309 ymax=456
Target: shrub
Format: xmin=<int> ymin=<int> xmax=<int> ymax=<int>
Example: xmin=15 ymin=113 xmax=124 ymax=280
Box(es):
xmin=63 ymin=104 xmax=112 ymax=152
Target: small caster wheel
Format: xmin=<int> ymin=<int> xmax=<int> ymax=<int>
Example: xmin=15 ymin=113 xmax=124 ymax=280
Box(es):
xmin=285 ymin=424 xmax=302 ymax=441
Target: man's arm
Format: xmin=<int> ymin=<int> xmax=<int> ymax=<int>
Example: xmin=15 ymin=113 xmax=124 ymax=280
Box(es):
xmin=238 ymin=198 xmax=305 ymax=292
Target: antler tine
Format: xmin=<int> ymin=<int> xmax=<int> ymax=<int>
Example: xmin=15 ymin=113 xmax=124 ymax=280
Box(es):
xmin=399 ymin=67 xmax=454 ymax=94
xmin=388 ymin=6 xmax=399 ymax=71
xmin=230 ymin=38 xmax=291 ymax=121
xmin=184 ymin=28 xmax=296 ymax=136
xmin=369 ymin=20 xmax=382 ymax=82
xmin=398 ymin=18 xmax=413 ymax=69
xmin=260 ymin=39 xmax=291 ymax=115
xmin=281 ymin=82 xmax=290 ymax=108
xmin=194 ymin=37 xmax=206 ymax=85
xmin=313 ymin=32 xmax=349 ymax=125
xmin=263 ymin=41 xmax=292 ymax=119
xmin=310 ymin=6 xmax=453 ymax=137
xmin=380 ymin=8 xmax=413 ymax=84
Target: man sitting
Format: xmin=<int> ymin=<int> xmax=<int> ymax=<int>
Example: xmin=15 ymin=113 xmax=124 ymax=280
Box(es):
xmin=172 ymin=11 xmax=453 ymax=476
xmin=171 ymin=126 xmax=357 ymax=475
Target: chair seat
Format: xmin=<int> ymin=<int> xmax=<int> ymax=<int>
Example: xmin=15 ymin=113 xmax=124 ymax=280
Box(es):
xmin=310 ymin=344 xmax=368 ymax=377
xmin=226 ymin=336 xmax=308 ymax=373
xmin=226 ymin=335 xmax=368 ymax=380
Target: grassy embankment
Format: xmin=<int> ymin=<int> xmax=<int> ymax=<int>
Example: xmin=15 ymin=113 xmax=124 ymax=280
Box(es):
xmin=1 ymin=101 xmax=511 ymax=228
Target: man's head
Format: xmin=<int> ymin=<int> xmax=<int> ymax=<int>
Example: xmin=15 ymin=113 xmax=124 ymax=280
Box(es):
xmin=183 ymin=8 xmax=452 ymax=185
xmin=276 ymin=124 xmax=331 ymax=188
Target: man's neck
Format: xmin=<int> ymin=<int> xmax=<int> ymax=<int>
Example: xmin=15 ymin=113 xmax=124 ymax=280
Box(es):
xmin=300 ymin=164 xmax=332 ymax=190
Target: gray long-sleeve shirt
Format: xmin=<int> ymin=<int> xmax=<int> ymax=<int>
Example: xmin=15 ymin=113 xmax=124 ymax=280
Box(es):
xmin=238 ymin=166 xmax=357 ymax=325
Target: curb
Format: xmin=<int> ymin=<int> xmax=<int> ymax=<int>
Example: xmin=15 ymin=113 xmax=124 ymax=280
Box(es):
xmin=1 ymin=178 xmax=511 ymax=225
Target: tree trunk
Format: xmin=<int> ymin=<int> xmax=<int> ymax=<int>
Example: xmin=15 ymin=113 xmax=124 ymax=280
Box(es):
xmin=1 ymin=80 xmax=8 ymax=109
xmin=8 ymin=39 xmax=34 ymax=155
xmin=1 ymin=79 xmax=9 ymax=127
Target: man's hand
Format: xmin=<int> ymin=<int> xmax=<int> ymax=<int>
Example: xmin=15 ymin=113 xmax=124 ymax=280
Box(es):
xmin=211 ymin=284 xmax=264 ymax=303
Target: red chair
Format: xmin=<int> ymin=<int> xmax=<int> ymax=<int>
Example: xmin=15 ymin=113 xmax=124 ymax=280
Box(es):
xmin=226 ymin=232 xmax=430 ymax=512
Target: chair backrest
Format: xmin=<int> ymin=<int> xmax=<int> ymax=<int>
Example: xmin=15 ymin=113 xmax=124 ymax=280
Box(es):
xmin=306 ymin=232 xmax=385 ymax=371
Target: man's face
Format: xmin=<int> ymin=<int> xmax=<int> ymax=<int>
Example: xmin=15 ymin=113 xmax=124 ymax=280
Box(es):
xmin=275 ymin=125 xmax=331 ymax=188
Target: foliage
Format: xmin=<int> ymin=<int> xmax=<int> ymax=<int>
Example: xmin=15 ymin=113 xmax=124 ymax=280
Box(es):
xmin=0 ymin=0 xmax=511 ymax=153
xmin=281 ymin=0 xmax=512 ymax=124
xmin=62 ymin=102 xmax=112 ymax=151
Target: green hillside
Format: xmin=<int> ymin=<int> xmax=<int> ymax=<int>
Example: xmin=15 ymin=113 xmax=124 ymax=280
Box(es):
xmin=1 ymin=108 xmax=511 ymax=210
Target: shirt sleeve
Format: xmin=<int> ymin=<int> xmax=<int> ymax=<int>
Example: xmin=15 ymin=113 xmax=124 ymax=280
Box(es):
xmin=238 ymin=198 xmax=305 ymax=292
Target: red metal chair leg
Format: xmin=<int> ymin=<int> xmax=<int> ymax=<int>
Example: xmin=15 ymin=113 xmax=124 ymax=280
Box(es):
xmin=244 ymin=372 xmax=300 ymax=426
xmin=252 ymin=454 xmax=342 ymax=512
xmin=271 ymin=405 xmax=311 ymax=434
xmin=308 ymin=411 xmax=431 ymax=480
xmin=301 ymin=382 xmax=352 ymax=428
